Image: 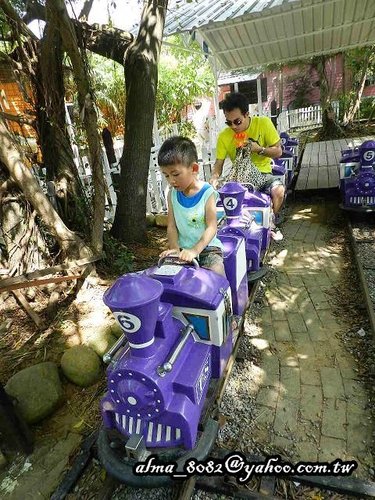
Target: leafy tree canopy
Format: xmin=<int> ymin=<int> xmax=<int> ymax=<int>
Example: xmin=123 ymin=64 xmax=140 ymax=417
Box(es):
xmin=156 ymin=34 xmax=215 ymax=127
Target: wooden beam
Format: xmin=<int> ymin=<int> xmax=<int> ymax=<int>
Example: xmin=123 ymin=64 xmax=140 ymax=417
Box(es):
xmin=2 ymin=274 xmax=82 ymax=293
xmin=12 ymin=290 xmax=44 ymax=328
xmin=0 ymin=255 xmax=101 ymax=289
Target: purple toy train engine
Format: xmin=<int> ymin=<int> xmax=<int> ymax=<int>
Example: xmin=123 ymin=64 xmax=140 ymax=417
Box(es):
xmin=97 ymin=182 xmax=271 ymax=486
xmin=339 ymin=140 xmax=375 ymax=212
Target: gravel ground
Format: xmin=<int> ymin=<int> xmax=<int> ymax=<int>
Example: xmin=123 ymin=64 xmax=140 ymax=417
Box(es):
xmin=351 ymin=219 xmax=375 ymax=307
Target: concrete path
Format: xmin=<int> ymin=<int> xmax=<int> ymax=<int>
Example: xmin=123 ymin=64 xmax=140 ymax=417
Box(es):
xmin=248 ymin=199 xmax=374 ymax=477
xmin=296 ymin=136 xmax=375 ymax=190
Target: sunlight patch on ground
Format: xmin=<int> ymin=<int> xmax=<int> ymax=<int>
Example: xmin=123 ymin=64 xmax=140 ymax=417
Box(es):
xmin=247 ymin=363 xmax=265 ymax=395
xmin=250 ymin=338 xmax=269 ymax=350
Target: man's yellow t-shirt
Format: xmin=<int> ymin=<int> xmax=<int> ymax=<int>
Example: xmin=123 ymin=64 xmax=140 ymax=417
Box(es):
xmin=216 ymin=116 xmax=280 ymax=174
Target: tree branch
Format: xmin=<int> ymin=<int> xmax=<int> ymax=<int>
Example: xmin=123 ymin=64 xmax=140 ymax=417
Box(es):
xmin=78 ymin=0 xmax=94 ymax=22
xmin=20 ymin=0 xmax=134 ymax=64
xmin=0 ymin=111 xmax=36 ymax=127
xmin=0 ymin=0 xmax=39 ymax=41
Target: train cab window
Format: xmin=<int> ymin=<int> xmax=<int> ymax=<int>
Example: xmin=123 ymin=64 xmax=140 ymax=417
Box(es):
xmin=183 ymin=313 xmax=210 ymax=341
xmin=250 ymin=209 xmax=264 ymax=226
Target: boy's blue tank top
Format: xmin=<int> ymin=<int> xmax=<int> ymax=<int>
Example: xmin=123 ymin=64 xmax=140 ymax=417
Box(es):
xmin=171 ymin=182 xmax=223 ymax=251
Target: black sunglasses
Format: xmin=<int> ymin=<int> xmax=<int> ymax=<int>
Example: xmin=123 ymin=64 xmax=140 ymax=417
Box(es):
xmin=225 ymin=117 xmax=244 ymax=127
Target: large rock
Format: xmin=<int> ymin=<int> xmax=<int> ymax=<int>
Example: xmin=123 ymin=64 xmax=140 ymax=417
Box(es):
xmin=86 ymin=327 xmax=118 ymax=357
xmin=5 ymin=362 xmax=64 ymax=424
xmin=155 ymin=214 xmax=168 ymax=227
xmin=146 ymin=213 xmax=156 ymax=227
xmin=110 ymin=321 xmax=125 ymax=339
xmin=61 ymin=346 xmax=101 ymax=387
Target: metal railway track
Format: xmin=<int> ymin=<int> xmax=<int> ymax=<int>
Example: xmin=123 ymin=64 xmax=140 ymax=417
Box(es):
xmin=347 ymin=218 xmax=375 ymax=339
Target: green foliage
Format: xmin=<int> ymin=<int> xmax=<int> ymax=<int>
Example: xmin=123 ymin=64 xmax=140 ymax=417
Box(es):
xmin=0 ymin=0 xmax=25 ymax=29
xmin=336 ymin=92 xmax=353 ymax=121
xmin=98 ymin=231 xmax=134 ymax=277
xmin=344 ymin=46 xmax=375 ymax=86
xmin=89 ymin=54 xmax=125 ymax=136
xmin=339 ymin=46 xmax=375 ymax=120
xmin=84 ymin=35 xmax=213 ymax=139
xmin=156 ymin=35 xmax=215 ymax=128
xmin=68 ymin=54 xmax=125 ymax=138
xmin=359 ymin=96 xmax=375 ymax=119
xmin=177 ymin=120 xmax=196 ymax=139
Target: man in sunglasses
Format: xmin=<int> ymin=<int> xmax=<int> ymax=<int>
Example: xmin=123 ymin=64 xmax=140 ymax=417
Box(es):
xmin=209 ymin=92 xmax=284 ymax=241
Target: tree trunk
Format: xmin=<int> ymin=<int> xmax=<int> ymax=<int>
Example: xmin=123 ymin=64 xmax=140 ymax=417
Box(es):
xmin=0 ymin=116 xmax=92 ymax=260
xmin=48 ymin=0 xmax=106 ymax=255
xmin=38 ymin=9 xmax=92 ymax=233
xmin=1 ymin=191 xmax=49 ymax=275
xmin=342 ymin=49 xmax=371 ymax=127
xmin=1 ymin=0 xmax=91 ymax=236
xmin=111 ymin=0 xmax=168 ymax=244
xmin=313 ymin=55 xmax=344 ymax=139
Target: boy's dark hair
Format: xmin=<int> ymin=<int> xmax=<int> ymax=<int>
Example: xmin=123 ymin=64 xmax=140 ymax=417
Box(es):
xmin=158 ymin=136 xmax=198 ymax=167
xmin=221 ymin=92 xmax=249 ymax=114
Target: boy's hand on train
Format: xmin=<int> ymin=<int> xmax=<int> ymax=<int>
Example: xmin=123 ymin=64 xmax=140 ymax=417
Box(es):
xmin=179 ymin=249 xmax=198 ymax=262
xmin=159 ymin=249 xmax=179 ymax=259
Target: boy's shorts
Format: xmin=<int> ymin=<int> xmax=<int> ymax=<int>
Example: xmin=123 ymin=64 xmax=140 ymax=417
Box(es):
xmin=259 ymin=174 xmax=285 ymax=194
xmin=198 ymin=246 xmax=224 ymax=270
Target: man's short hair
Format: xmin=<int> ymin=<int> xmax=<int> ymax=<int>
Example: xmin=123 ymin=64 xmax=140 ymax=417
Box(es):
xmin=158 ymin=136 xmax=198 ymax=167
xmin=221 ymin=92 xmax=249 ymax=115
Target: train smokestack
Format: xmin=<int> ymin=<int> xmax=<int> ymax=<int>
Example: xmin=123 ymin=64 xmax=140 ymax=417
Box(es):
xmin=103 ymin=274 xmax=163 ymax=358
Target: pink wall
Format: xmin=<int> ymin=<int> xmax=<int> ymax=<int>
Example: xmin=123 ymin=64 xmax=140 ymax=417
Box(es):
xmin=262 ymin=53 xmax=350 ymax=111
xmin=217 ymin=53 xmax=374 ymax=113
xmin=363 ymin=85 xmax=375 ymax=98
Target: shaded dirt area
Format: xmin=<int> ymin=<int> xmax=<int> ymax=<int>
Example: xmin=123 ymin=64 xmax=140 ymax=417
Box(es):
xmin=0 ymin=227 xmax=167 ymax=498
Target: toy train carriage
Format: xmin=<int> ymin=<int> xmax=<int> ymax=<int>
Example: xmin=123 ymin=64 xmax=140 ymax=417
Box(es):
xmin=339 ymin=140 xmax=375 ymax=212
xmin=280 ymin=131 xmax=299 ymax=185
xmin=217 ymin=182 xmax=272 ymax=281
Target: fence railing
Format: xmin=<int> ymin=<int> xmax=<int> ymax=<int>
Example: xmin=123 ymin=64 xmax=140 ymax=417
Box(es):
xmin=77 ymin=101 xmax=347 ymax=220
xmin=277 ymin=102 xmax=340 ymax=131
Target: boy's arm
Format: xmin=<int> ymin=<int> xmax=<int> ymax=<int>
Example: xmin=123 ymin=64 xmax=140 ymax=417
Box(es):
xmin=160 ymin=191 xmax=180 ymax=258
xmin=179 ymin=193 xmax=218 ymax=262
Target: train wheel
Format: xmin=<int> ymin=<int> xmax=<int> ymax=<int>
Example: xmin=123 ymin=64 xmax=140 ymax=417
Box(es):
xmin=97 ymin=418 xmax=219 ymax=487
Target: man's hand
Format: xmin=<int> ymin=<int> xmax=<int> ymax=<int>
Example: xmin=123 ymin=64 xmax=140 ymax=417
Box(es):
xmin=209 ymin=173 xmax=219 ymax=189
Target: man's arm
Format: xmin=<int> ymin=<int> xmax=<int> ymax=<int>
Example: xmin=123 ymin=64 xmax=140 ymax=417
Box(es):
xmin=250 ymin=140 xmax=282 ymax=159
xmin=209 ymin=159 xmax=225 ymax=188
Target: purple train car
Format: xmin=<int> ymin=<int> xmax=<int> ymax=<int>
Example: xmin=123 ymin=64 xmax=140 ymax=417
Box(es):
xmin=339 ymin=140 xmax=375 ymax=212
xmin=279 ymin=131 xmax=299 ymax=186
xmin=97 ymin=182 xmax=271 ymax=486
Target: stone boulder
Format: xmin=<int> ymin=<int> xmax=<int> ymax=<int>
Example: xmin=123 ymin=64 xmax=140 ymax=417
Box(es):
xmin=155 ymin=214 xmax=168 ymax=227
xmin=110 ymin=321 xmax=124 ymax=339
xmin=61 ymin=345 xmax=101 ymax=387
xmin=5 ymin=362 xmax=64 ymax=424
xmin=146 ymin=213 xmax=156 ymax=227
xmin=86 ymin=326 xmax=118 ymax=357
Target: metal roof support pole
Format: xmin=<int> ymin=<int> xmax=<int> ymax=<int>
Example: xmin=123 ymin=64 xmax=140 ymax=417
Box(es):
xmin=212 ymin=54 xmax=221 ymax=130
xmin=256 ymin=77 xmax=263 ymax=116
